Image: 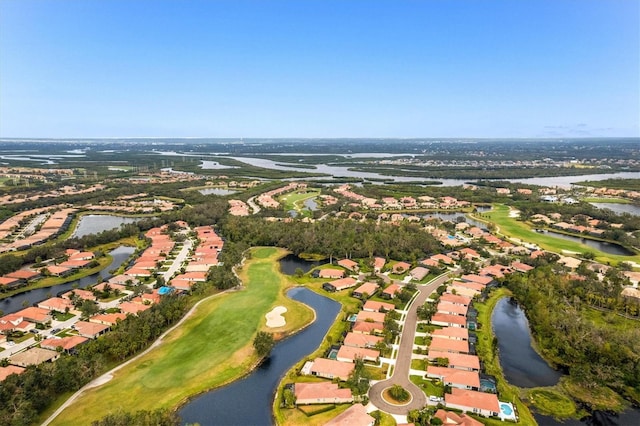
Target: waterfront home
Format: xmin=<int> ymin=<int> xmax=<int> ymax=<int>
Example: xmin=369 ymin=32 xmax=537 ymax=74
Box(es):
xmin=9 ymin=347 xmax=60 ymax=367
xmin=428 ymin=351 xmax=480 ymax=371
xmin=362 ymin=300 xmax=395 ymax=313
xmin=62 ymin=289 xmax=96 ymax=302
xmin=294 ymin=382 xmax=353 ymax=405
xmin=17 ymin=307 xmax=52 ymax=324
xmin=431 ymin=313 xmax=467 ymax=328
xmin=323 ymin=277 xmax=358 ymax=292
xmin=352 ymin=282 xmax=379 ymax=299
xmin=45 ymin=265 xmax=72 ymax=277
xmin=444 ymin=388 xmax=500 ymax=418
xmin=432 ymin=327 xmax=469 ymax=341
xmin=38 ymin=297 xmax=74 ymax=313
xmin=318 ymin=268 xmax=345 ymax=279
xmin=0 ymin=276 xmax=22 ymax=289
xmin=343 ymin=332 xmax=383 ymax=349
xmin=336 ymin=345 xmax=380 ymax=363
xmin=427 ymin=366 xmax=480 ymax=390
xmin=337 ymin=258 xmax=359 ymax=272
xmin=6 ymin=269 xmax=41 ymax=283
xmin=308 ymin=358 xmax=355 ymax=381
xmin=356 ymin=311 xmax=385 ymax=323
xmin=352 ymin=321 xmax=384 ymax=335
xmin=325 ymin=403 xmax=375 ymax=426
xmin=429 ymin=336 xmax=469 ymax=354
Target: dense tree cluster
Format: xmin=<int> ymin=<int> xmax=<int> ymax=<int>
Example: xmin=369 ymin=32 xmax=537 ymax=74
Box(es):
xmin=0 ymin=295 xmax=189 ymax=425
xmin=503 ymin=267 xmax=640 ymax=404
xmin=91 ymin=409 xmax=180 ymax=426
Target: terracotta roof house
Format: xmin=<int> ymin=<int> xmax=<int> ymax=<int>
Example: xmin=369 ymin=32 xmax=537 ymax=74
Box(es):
xmin=0 ymin=365 xmax=25 ymax=382
xmin=452 ymin=280 xmax=485 ymax=293
xmin=40 ymin=336 xmax=89 ymax=354
xmin=6 ymin=269 xmax=41 ymax=282
xmin=93 ymin=282 xmax=126 ymax=293
xmin=429 ymin=336 xmax=470 ymax=354
xmin=393 ymin=262 xmax=411 ymax=274
xmin=431 ymin=313 xmax=467 ymax=328
xmin=428 ymin=351 xmax=480 ymax=371
xmin=62 ymin=289 xmax=96 ymax=302
xmin=325 ymin=403 xmax=375 ymax=426
xmin=124 ymin=267 xmax=153 ymax=277
xmin=362 ymin=300 xmax=395 ymax=313
xmin=437 ymin=301 xmax=469 ymax=316
xmin=17 ymin=307 xmax=52 ymax=324
xmin=323 ymin=277 xmax=358 ymax=292
xmin=410 ymin=266 xmax=430 ymax=281
xmin=558 ymin=256 xmax=582 ymax=269
xmin=356 ymin=311 xmax=385 ymax=323
xmin=447 ymin=285 xmax=478 ymax=299
xmin=352 ymin=321 xmax=384 ymax=335
xmin=0 ymin=314 xmax=34 ymax=334
xmin=0 ymin=276 xmax=22 ymax=289
xmin=427 ymin=366 xmax=480 ymax=390
xmin=68 ymin=251 xmax=95 ymax=261
xmin=45 ymin=265 xmax=72 ymax=277
xmin=38 ymin=297 xmax=74 ymax=313
xmin=373 ymin=257 xmax=386 ymax=272
xmin=352 ymin=282 xmax=379 ymax=299
xmin=343 ymin=332 xmax=383 ymax=349
xmin=89 ymin=312 xmax=127 ymax=326
xmin=459 ymin=248 xmax=481 ymax=260
xmin=119 ymin=301 xmax=152 ymax=315
xmin=9 ymin=347 xmax=60 ymax=367
xmin=294 ymin=382 xmax=353 ymax=405
xmin=440 ymin=293 xmax=473 ymax=307
xmin=309 ymin=358 xmax=355 ymax=381
xmin=74 ymin=320 xmax=110 ymax=339
xmin=444 ymin=388 xmax=500 ymax=418
xmin=381 ymin=283 xmax=402 ymax=300
xmin=108 ymin=274 xmax=139 ymax=286
xmin=420 ymin=258 xmax=441 ymax=268
xmin=460 ymin=274 xmax=493 ymax=286
xmin=318 ymin=269 xmax=345 ymax=279
xmin=432 ymin=254 xmax=454 ymax=265
xmin=336 ymin=345 xmax=380 ymax=363
xmin=180 ymin=271 xmax=208 ymax=282
xmin=511 ymin=262 xmax=534 ymax=273
xmin=170 ymin=278 xmax=196 ymax=291
xmin=480 ymin=264 xmax=511 ymax=278
xmin=434 ymin=409 xmax=484 ymax=426
xmin=432 ymin=327 xmax=469 ymax=341
xmin=337 ymin=259 xmax=359 ymax=272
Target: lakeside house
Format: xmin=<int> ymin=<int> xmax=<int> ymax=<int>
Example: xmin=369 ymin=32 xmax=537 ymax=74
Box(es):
xmin=427 ymin=366 xmax=480 ymax=390
xmin=318 ymin=268 xmax=345 ymax=279
xmin=352 ymin=321 xmax=384 ymax=335
xmin=337 ymin=258 xmax=359 ymax=272
xmin=428 ymin=351 xmax=480 ymax=371
xmin=294 ymin=382 xmax=353 ymax=405
xmin=431 ymin=313 xmax=467 ymax=328
xmin=323 ymin=277 xmax=358 ymax=292
xmin=381 ymin=283 xmax=401 ymax=299
xmin=444 ymin=388 xmax=500 ymax=418
xmin=432 ymin=327 xmax=469 ymax=341
xmin=307 ymin=358 xmax=355 ymax=381
xmin=429 ymin=336 xmax=470 ymax=354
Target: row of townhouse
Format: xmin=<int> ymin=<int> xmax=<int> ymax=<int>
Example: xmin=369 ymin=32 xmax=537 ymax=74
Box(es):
xmin=0 ymin=207 xmax=76 ymax=253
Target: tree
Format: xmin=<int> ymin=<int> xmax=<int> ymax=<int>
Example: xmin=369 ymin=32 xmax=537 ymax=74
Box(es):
xmin=389 ymin=384 xmax=410 ymax=402
xmin=253 ymin=331 xmax=274 ymax=358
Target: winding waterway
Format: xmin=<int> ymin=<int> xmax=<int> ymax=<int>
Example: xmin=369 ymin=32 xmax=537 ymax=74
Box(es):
xmin=539 ymin=230 xmax=634 ymax=256
xmin=1 ymin=246 xmax=134 ymax=315
xmin=178 ymin=287 xmax=340 ymax=425
xmin=492 ymin=297 xmax=561 ymax=388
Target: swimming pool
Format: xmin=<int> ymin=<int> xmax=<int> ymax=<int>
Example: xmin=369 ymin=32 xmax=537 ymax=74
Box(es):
xmin=158 ymin=286 xmax=173 ymax=295
xmin=500 ymin=403 xmax=513 ymax=416
xmin=328 ymin=349 xmax=338 ymax=360
xmin=347 ymin=314 xmax=357 ymax=322
xmin=480 ymin=378 xmax=496 ymax=393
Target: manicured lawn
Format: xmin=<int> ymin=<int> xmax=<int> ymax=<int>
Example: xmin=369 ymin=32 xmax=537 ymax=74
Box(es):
xmin=51 ymin=247 xmax=314 ymax=425
xmin=475 ymin=204 xmax=640 ymax=266
xmin=526 ymin=388 xmax=576 ymax=418
xmin=279 ymin=190 xmax=321 ymax=217
xmin=580 ymin=197 xmax=632 ymax=204
xmin=410 ymin=375 xmax=444 ymax=397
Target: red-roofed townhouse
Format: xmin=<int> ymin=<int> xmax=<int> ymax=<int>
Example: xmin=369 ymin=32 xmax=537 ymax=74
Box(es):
xmin=40 ymin=336 xmax=89 ymax=354
xmin=511 ymin=262 xmax=534 ymax=273
xmin=434 ymin=409 xmax=484 ymax=426
xmin=336 ymin=345 xmax=379 ymax=363
xmin=362 ymin=300 xmax=395 ymax=313
xmin=337 ymin=259 xmax=359 ymax=272
xmin=356 ymin=311 xmax=385 ymax=323
xmin=444 ymin=388 xmax=500 ymax=418
xmin=318 ymin=269 xmax=345 ymax=279
xmin=294 ymin=382 xmax=353 ymax=405
xmin=440 ymin=293 xmax=473 ymax=307
xmin=6 ymin=269 xmax=41 ymax=282
xmin=352 ymin=321 xmax=384 ymax=335
xmin=427 ymin=366 xmax=480 ymax=390
xmin=323 ymin=277 xmax=358 ymax=292
xmin=352 ymin=282 xmax=379 ymax=299
xmin=431 ymin=313 xmax=467 ymax=328
xmin=74 ymin=320 xmax=110 ymax=339
xmin=0 ymin=276 xmax=22 ymax=289
xmin=428 ymin=351 xmax=480 ymax=371
xmin=309 ymin=358 xmax=355 ymax=381
xmin=343 ymin=332 xmax=383 ymax=349
xmin=432 ymin=327 xmax=469 ymax=341
xmin=437 ymin=301 xmax=469 ymax=316
xmin=429 ymin=336 xmax=470 ymax=354
xmin=325 ymin=403 xmax=375 ymax=426
xmin=381 ymin=283 xmax=402 ymax=300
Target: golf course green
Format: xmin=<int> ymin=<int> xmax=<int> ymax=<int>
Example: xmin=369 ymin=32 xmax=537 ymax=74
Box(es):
xmin=50 ymin=247 xmax=313 ymax=425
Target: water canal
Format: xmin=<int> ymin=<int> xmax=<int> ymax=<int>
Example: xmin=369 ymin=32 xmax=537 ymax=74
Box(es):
xmin=1 ymin=246 xmax=134 ymax=315
xmin=178 ymin=287 xmax=340 ymax=425
xmin=492 ymin=297 xmax=561 ymax=388
xmin=539 ymin=230 xmax=634 ymax=256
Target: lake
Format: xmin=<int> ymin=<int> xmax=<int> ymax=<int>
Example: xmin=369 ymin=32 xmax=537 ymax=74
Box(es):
xmin=590 ymin=203 xmax=640 ymax=217
xmin=178 ymin=287 xmax=341 ymax=425
xmin=72 ymin=215 xmax=140 ymax=238
xmin=492 ymin=297 xmax=561 ymax=388
xmin=1 ymin=246 xmax=134 ymax=315
xmin=540 ymin=230 xmax=634 ymax=256
xmin=278 ymin=254 xmax=322 ymax=275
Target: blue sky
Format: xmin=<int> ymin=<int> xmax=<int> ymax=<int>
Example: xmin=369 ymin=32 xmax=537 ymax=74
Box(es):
xmin=1 ymin=0 xmax=638 ymax=138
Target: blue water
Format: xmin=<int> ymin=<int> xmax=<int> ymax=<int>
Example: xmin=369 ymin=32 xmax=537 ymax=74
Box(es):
xmin=500 ymin=403 xmax=513 ymax=416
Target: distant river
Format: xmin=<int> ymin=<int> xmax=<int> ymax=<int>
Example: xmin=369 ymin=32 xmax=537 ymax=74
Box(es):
xmin=590 ymin=203 xmax=640 ymax=217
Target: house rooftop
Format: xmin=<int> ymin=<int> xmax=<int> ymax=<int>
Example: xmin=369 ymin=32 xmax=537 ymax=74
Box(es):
xmin=445 ymin=388 xmax=500 ymax=414
xmin=325 ymin=403 xmax=374 ymax=426
xmin=427 ymin=366 xmax=480 ymax=388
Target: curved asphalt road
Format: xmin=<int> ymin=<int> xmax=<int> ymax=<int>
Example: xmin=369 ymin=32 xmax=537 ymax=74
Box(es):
xmin=368 ymin=273 xmax=451 ymax=415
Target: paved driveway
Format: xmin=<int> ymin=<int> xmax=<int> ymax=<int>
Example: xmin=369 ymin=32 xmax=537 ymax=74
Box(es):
xmin=368 ymin=274 xmax=450 ymax=414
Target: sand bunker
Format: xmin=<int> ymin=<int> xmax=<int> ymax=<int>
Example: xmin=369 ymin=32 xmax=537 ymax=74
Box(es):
xmin=509 ymin=209 xmax=521 ymax=218
xmin=265 ymin=306 xmax=287 ymax=328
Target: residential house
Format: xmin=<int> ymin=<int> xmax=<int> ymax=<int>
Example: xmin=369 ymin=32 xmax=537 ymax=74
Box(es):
xmin=428 ymin=351 xmax=480 ymax=371
xmin=17 ymin=307 xmax=51 ymax=324
xmin=410 ymin=266 xmax=430 ymax=281
xmin=393 ymin=262 xmax=411 ymax=274
xmin=308 ymin=358 xmax=355 ymax=381
xmin=0 ymin=276 xmax=22 ymax=290
xmin=9 ymin=347 xmax=60 ymax=367
xmin=433 ymin=409 xmax=484 ymax=426
xmin=429 ymin=336 xmax=469 ymax=354
xmin=460 ymin=274 xmax=493 ymax=286
xmin=362 ymin=300 xmax=395 ymax=313
xmin=325 ymin=403 xmax=375 ymax=426
xmin=38 ymin=297 xmax=74 ymax=313
xmin=427 ymin=366 xmax=480 ymax=390
xmin=294 ymin=382 xmax=353 ymax=405
xmin=40 ymin=336 xmax=89 ymax=354
xmin=0 ymin=365 xmax=25 ymax=382
xmin=356 ymin=311 xmax=385 ymax=323
xmin=89 ymin=312 xmax=127 ymax=326
xmin=437 ymin=301 xmax=469 ymax=317
xmin=352 ymin=282 xmax=379 ymax=299
xmin=318 ymin=269 xmax=345 ymax=279
xmin=444 ymin=388 xmax=500 ymax=418
xmin=432 ymin=327 xmax=469 ymax=341
xmin=381 ymin=283 xmax=401 ymax=299
xmin=74 ymin=320 xmax=110 ymax=339
xmin=6 ymin=269 xmax=41 ymax=282
xmin=373 ymin=257 xmax=386 ymax=273
xmin=323 ymin=277 xmax=358 ymax=292
xmin=337 ymin=259 xmax=359 ymax=272
xmin=440 ymin=293 xmax=473 ymax=307
xmin=352 ymin=321 xmax=384 ymax=335
xmin=119 ymin=301 xmax=152 ymax=315
xmin=511 ymin=262 xmax=534 ymax=273
xmin=431 ymin=313 xmax=467 ymax=328
xmin=343 ymin=332 xmax=383 ymax=349
xmin=336 ymin=345 xmax=379 ymax=363
xmin=0 ymin=313 xmax=35 ymax=334
xmin=62 ymin=289 xmax=96 ymax=302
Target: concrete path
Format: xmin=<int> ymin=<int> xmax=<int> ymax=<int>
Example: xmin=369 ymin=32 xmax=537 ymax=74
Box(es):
xmin=368 ymin=274 xmax=450 ymax=415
